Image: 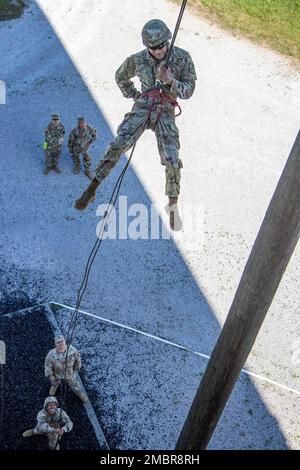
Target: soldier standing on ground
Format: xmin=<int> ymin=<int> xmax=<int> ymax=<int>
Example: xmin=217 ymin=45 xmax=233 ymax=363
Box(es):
xmin=22 ymin=396 xmax=73 ymax=450
xmin=44 ymin=335 xmax=88 ymax=403
xmin=43 ymin=113 xmax=65 ymax=175
xmin=74 ymin=19 xmax=196 ymax=230
xmin=68 ymin=116 xmax=97 ymax=179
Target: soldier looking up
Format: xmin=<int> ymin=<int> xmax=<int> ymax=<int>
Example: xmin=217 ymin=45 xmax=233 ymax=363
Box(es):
xmin=68 ymin=116 xmax=97 ymax=180
xmin=43 ymin=113 xmax=65 ymax=175
xmin=22 ymin=396 xmax=73 ymax=450
xmin=44 ymin=335 xmax=88 ymax=403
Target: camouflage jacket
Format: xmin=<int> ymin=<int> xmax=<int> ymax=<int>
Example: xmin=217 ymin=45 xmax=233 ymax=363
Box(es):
xmin=115 ymin=46 xmax=197 ymax=101
xmin=45 ymin=345 xmax=81 ymax=381
xmin=68 ymin=124 xmax=97 ymax=151
xmin=36 ymin=408 xmax=73 ymax=434
xmin=44 ymin=122 xmax=65 ymax=148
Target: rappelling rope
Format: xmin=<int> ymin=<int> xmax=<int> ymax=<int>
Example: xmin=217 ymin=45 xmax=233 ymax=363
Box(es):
xmin=165 ymin=0 xmax=188 ymax=67
xmin=55 ymin=140 xmax=139 ymax=449
xmin=64 ymin=0 xmax=189 ymax=346
xmin=56 ymin=0 xmax=188 ymax=449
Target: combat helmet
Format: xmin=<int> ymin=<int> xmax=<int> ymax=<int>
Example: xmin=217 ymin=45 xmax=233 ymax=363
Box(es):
xmin=44 ymin=396 xmax=59 ymax=409
xmin=142 ymin=19 xmax=171 ymax=48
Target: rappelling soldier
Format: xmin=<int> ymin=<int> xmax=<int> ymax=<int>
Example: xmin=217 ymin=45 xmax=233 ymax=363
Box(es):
xmin=68 ymin=116 xmax=97 ymax=179
xmin=44 ymin=335 xmax=88 ymax=403
xmin=43 ymin=113 xmax=65 ymax=175
xmin=22 ymin=396 xmax=73 ymax=450
xmin=74 ymin=19 xmax=197 ymax=230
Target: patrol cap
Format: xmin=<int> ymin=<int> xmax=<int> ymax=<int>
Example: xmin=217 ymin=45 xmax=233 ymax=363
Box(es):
xmin=54 ymin=334 xmax=65 ymax=343
xmin=78 ymin=116 xmax=85 ymax=123
xmin=51 ymin=113 xmax=60 ymax=120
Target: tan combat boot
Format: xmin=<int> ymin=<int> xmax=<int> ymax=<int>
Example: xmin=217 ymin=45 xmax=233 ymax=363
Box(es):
xmin=74 ymin=178 xmax=100 ymax=211
xmin=23 ymin=429 xmax=35 ymax=437
xmin=167 ymin=197 xmax=183 ymax=231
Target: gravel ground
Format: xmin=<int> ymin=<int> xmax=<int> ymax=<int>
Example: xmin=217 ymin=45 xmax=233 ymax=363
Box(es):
xmin=53 ymin=304 xmax=288 ymax=450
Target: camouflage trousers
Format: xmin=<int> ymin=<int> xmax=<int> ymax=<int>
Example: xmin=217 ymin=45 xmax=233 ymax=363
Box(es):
xmin=71 ymin=144 xmax=91 ymax=169
xmin=94 ymin=98 xmax=182 ymax=198
xmin=45 ymin=146 xmax=62 ymax=169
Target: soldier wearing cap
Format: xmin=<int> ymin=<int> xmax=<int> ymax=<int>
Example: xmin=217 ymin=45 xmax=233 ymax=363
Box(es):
xmin=44 ymin=335 xmax=88 ymax=403
xmin=22 ymin=396 xmax=73 ymax=450
xmin=43 ymin=113 xmax=65 ymax=175
xmin=68 ymin=116 xmax=97 ymax=179
xmin=74 ymin=19 xmax=197 ymax=230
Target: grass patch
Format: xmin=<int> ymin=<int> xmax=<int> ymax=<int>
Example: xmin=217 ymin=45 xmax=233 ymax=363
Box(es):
xmin=173 ymin=0 xmax=300 ymax=62
xmin=0 ymin=0 xmax=25 ymax=21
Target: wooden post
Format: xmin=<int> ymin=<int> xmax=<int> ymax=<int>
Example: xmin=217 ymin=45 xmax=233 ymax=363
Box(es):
xmin=176 ymin=131 xmax=300 ymax=450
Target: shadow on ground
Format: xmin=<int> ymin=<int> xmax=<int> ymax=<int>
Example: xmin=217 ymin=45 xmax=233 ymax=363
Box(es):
xmin=0 ymin=0 xmax=288 ymax=449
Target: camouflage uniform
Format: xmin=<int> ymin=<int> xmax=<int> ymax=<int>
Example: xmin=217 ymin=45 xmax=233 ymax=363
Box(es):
xmin=68 ymin=117 xmax=97 ymax=173
xmin=45 ymin=344 xmax=86 ymax=401
xmin=44 ymin=113 xmax=65 ymax=172
xmin=23 ymin=396 xmax=73 ymax=450
xmin=94 ymin=21 xmax=196 ymax=198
